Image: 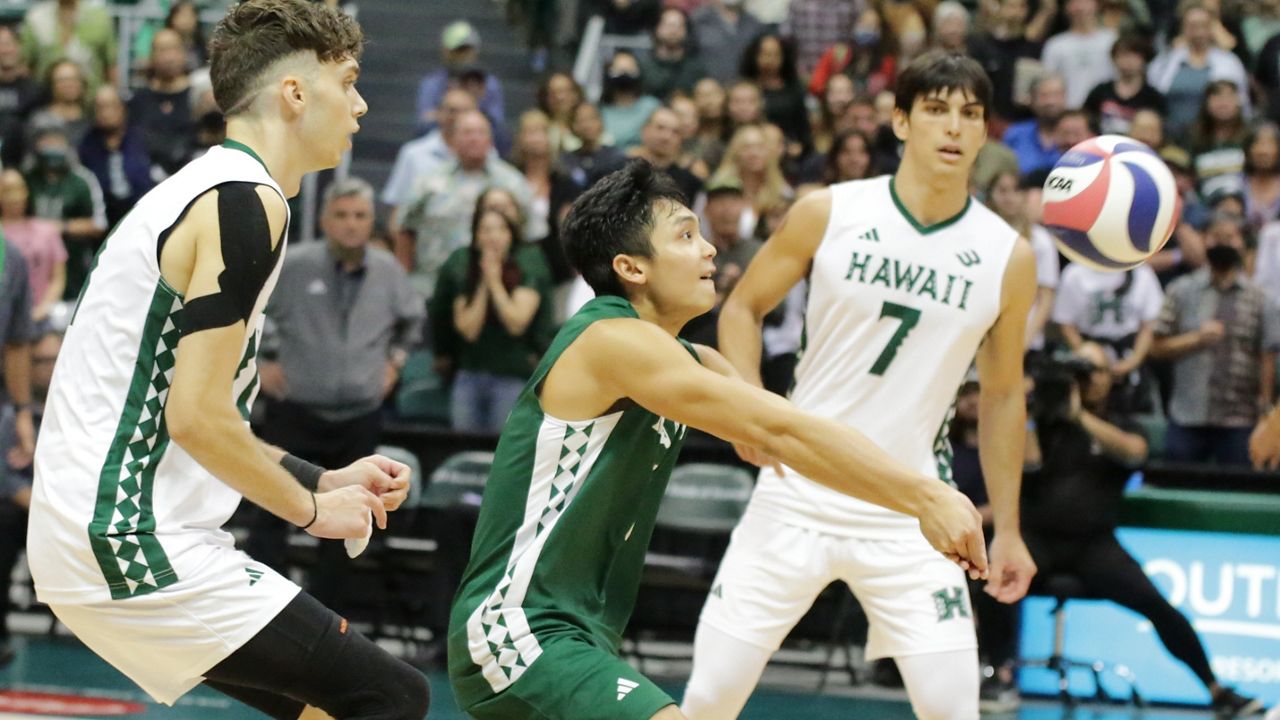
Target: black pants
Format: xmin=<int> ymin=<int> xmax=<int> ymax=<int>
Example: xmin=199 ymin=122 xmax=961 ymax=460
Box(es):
xmin=204 ymin=591 xmax=429 ymax=720
xmin=249 ymin=401 xmax=382 ymax=612
xmin=0 ymin=500 xmax=27 ymax=643
xmin=977 ymin=531 xmax=1215 ymax=688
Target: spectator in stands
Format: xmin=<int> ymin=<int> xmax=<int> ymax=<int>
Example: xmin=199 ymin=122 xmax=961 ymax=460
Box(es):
xmin=1252 ymin=405 xmax=1280 ymax=469
xmin=668 ymin=94 xmax=710 ymax=178
xmin=398 ymin=110 xmax=531 ymax=300
xmin=1242 ymin=122 xmax=1280 ymax=233
xmin=383 ymin=88 xmax=479 ymax=230
xmin=165 ymin=1 xmax=208 ymax=71
xmin=600 ymin=50 xmax=661 ymax=150
xmin=781 ymin=0 xmax=861 ymax=78
xmin=560 ymin=100 xmax=627 ymax=190
xmin=690 ymin=0 xmax=765 ymax=85
xmin=681 ymin=176 xmax=754 ymax=347
xmin=690 ymin=77 xmax=727 ymax=169
xmin=79 ymin=86 xmax=154 ymax=229
xmin=821 ymin=129 xmax=876 ymax=184
xmin=1149 ymin=1 xmax=1251 ymax=143
xmin=584 ymin=0 xmax=662 ymax=35
xmin=0 ymin=328 xmax=54 ymax=669
xmin=1052 ymin=258 xmax=1163 ymax=413
xmin=629 ymin=106 xmax=704 ymax=203
xmin=739 ymin=32 xmax=811 ymax=156
xmin=438 ymin=208 xmax=550 ymax=432
xmin=27 ymin=60 xmax=90 ymax=152
xmin=976 ymin=341 xmax=1266 ymax=718
xmin=416 ymin=21 xmax=507 ymax=145
xmin=1152 ymin=212 xmax=1280 ymax=465
xmin=253 ymin=177 xmax=422 ymax=582
xmin=807 ymin=6 xmax=896 ymax=99
xmin=129 ymin=28 xmax=195 ymax=178
xmin=1041 ymin=0 xmax=1117 ymax=109
xmin=1083 ymin=32 xmax=1165 ymax=136
xmin=724 ymin=79 xmax=765 ymax=140
xmin=0 ymin=170 xmax=63 ymax=327
xmin=1003 ymin=73 xmax=1067 ymax=175
xmin=509 ymin=110 xmax=559 ymax=242
xmin=810 ymin=73 xmax=854 ymax=158
xmin=931 ymin=1 xmax=971 ymax=54
xmin=0 ymin=26 xmax=38 ymax=169
xmin=19 ymin=0 xmax=116 ymax=92
xmin=1128 ymin=108 xmax=1165 ymax=150
xmin=1188 ymin=80 xmax=1248 ymax=199
xmin=967 ymin=0 xmax=1055 ymax=123
xmin=639 ymin=8 xmax=706 ymax=101
xmin=1255 ymin=219 xmax=1280 ymax=301
xmin=536 ymin=72 xmax=583 ymax=156
xmin=709 ymin=123 xmax=792 ymax=239
xmin=1148 ymin=145 xmax=1211 ymax=282
xmin=1054 ymin=108 xmax=1095 ymax=153
xmin=1253 ymin=27 xmax=1280 ymax=122
xmin=23 ymin=123 xmax=105 ymax=302
xmin=987 ymin=171 xmax=1059 ymax=354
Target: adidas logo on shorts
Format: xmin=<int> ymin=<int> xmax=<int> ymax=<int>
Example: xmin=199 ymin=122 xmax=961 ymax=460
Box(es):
xmin=617 ymin=678 xmax=639 ymax=701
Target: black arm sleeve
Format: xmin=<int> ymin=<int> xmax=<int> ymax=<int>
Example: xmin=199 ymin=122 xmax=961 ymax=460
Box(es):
xmin=181 ymin=182 xmax=283 ymax=336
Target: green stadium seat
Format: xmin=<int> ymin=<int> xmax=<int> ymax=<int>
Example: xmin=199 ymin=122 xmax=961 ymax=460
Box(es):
xmin=395 ymin=349 xmax=451 ymax=426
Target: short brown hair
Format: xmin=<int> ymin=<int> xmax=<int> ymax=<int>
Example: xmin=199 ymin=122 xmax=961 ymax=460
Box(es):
xmin=209 ymin=0 xmax=363 ymax=116
xmin=894 ymin=51 xmax=992 ymax=119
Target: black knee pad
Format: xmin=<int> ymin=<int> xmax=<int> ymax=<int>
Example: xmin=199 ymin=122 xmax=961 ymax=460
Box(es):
xmin=320 ymin=625 xmax=431 ymax=720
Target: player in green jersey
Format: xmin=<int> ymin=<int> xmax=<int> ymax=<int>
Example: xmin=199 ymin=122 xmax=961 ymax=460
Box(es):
xmin=447 ymin=159 xmax=988 ymax=720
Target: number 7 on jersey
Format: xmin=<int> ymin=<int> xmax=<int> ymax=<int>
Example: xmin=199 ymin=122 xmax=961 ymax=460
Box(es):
xmin=869 ymin=301 xmax=921 ymax=375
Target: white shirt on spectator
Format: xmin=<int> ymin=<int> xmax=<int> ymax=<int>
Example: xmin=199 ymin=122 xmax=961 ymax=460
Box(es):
xmin=1254 ymin=221 xmax=1280 ymax=301
xmin=1052 ymin=262 xmax=1163 ymax=341
xmin=1027 ymin=224 xmax=1061 ymax=350
xmin=1041 ymin=27 xmax=1117 ymax=108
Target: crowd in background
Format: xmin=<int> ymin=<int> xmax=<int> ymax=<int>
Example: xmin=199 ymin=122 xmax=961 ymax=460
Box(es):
xmin=1 ymin=0 xmax=1279 ymax=687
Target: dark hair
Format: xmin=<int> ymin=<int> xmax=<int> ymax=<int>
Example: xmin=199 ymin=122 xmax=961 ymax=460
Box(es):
xmin=473 ymin=185 xmax=527 ymax=232
xmin=824 ymin=130 xmax=876 ymax=184
xmin=1110 ymin=31 xmax=1154 ymax=62
xmin=894 ymin=51 xmax=992 ymax=119
xmin=1189 ymin=79 xmax=1245 ymax=153
xmin=209 ymin=0 xmax=363 ymax=116
xmin=165 ymin=1 xmax=208 ymax=56
xmin=738 ymin=32 xmax=799 ymax=88
xmin=561 ymin=159 xmax=686 ymax=297
xmin=43 ymin=58 xmax=87 ymax=107
xmin=600 ymin=50 xmax=641 ymax=105
xmin=536 ymin=72 xmax=582 ymax=119
xmin=1243 ymin=121 xmax=1280 ymax=175
xmin=1056 ymin=108 xmax=1094 ymax=132
xmin=466 ymin=209 xmax=524 ymax=295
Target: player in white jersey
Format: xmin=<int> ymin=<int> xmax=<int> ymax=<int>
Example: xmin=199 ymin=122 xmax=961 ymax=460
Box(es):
xmin=26 ymin=2 xmax=430 ymax=719
xmin=682 ymin=52 xmax=1038 ymax=720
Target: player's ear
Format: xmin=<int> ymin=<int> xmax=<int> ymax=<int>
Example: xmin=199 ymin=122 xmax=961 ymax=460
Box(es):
xmin=891 ymin=106 xmax=910 ymax=143
xmin=612 ymin=254 xmax=646 ymax=287
xmin=280 ymin=74 xmax=306 ymax=116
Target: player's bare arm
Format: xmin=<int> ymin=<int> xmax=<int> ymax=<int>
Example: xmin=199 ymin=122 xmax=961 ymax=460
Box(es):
xmin=975 ymin=236 xmax=1038 ymax=603
xmin=718 ymin=188 xmax=829 ymax=388
xmin=162 ymin=185 xmax=385 ymax=539
xmin=545 ymin=318 xmax=989 ymax=576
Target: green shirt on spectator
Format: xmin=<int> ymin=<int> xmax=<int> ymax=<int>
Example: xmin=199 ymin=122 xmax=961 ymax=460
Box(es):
xmin=24 ymin=166 xmax=106 ymax=300
xmin=20 ymin=1 xmax=116 ymax=92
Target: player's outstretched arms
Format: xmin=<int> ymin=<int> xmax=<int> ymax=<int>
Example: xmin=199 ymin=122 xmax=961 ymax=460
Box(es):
xmin=163 ymin=185 xmax=382 ymax=540
xmin=583 ymin=320 xmax=988 ymax=576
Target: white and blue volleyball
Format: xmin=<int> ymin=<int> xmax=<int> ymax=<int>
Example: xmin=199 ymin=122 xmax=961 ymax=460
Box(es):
xmin=1041 ymin=135 xmax=1182 ymax=272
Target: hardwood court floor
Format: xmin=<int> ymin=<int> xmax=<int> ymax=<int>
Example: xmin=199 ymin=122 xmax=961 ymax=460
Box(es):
xmin=0 ymin=633 xmax=1221 ymax=720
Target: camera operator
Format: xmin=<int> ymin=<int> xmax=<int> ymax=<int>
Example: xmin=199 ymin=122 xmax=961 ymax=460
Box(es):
xmin=974 ymin=342 xmax=1265 ymax=717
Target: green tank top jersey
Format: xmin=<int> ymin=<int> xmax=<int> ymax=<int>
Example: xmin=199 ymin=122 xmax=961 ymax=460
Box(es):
xmin=448 ymin=295 xmax=698 ymax=706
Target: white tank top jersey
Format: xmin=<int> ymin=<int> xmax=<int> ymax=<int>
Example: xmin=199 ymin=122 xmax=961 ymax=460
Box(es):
xmin=28 ymin=142 xmax=289 ymax=604
xmin=748 ymin=175 xmax=1019 ymax=538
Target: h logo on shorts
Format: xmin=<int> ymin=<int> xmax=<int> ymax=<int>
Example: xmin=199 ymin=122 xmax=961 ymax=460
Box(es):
xmin=932 ymin=586 xmax=969 ymax=622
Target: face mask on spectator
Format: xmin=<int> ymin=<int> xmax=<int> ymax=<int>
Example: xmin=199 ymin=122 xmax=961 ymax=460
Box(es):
xmin=607 ymin=71 xmax=641 ymax=94
xmin=853 ymin=29 xmax=880 ymax=47
xmin=1206 ymin=244 xmax=1243 ymax=271
xmin=37 ymin=147 xmax=69 ymax=172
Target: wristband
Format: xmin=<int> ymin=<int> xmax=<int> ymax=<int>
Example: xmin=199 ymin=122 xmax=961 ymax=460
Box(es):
xmin=281 ymin=453 xmax=324 ymax=492
xmin=299 ymin=492 xmax=318 ymax=530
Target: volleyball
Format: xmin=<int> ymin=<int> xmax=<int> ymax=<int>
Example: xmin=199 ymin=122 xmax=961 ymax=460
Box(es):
xmin=1041 ymin=135 xmax=1182 ymax=272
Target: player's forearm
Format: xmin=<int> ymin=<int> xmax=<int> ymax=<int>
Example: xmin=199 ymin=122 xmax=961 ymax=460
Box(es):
xmin=1079 ymin=411 xmax=1147 ymax=465
xmin=717 ymin=297 xmax=765 ymax=387
xmin=168 ymin=405 xmax=313 ymax=525
xmin=977 ymin=388 xmax=1026 ymax=537
xmin=764 ymin=408 xmax=951 ymax=520
xmin=65 ymin=218 xmax=105 ymax=238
